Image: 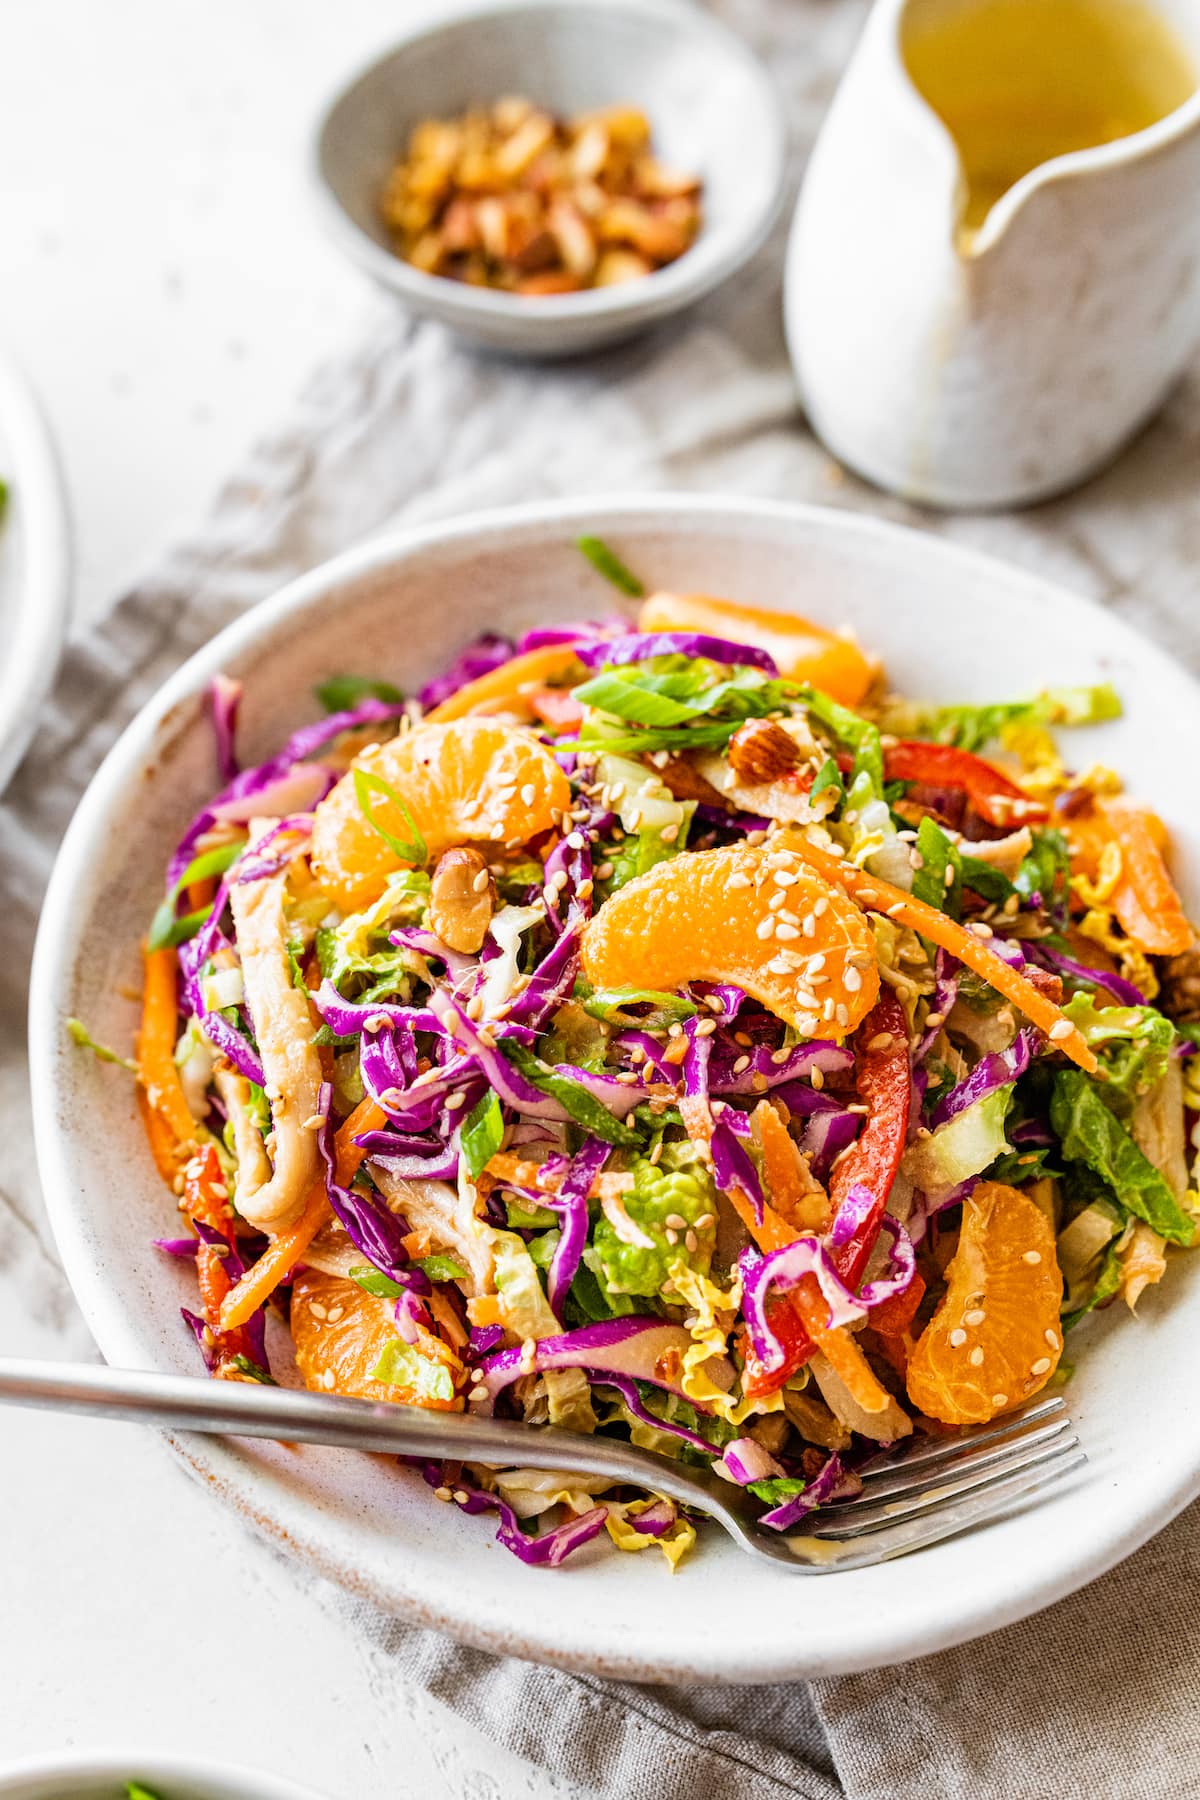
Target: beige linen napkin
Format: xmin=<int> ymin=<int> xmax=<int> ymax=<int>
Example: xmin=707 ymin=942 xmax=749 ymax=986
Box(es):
xmin=6 ymin=4 xmax=1200 ymax=1794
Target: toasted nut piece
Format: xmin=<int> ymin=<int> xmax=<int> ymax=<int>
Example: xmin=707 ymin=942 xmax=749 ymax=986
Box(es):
xmin=548 ymin=200 xmax=597 ymax=278
xmin=429 ymin=848 xmax=496 ymax=954
xmin=657 ymin=753 xmax=728 ymax=807
xmin=593 ymin=249 xmax=654 ymax=285
xmin=516 ymin=270 xmax=583 ymax=295
xmin=495 ymin=112 xmax=556 ymax=178
xmin=727 ymin=719 xmax=802 ymax=787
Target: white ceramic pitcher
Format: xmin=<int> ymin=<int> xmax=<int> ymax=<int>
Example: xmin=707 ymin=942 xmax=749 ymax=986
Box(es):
xmin=785 ymin=0 xmax=1200 ymax=509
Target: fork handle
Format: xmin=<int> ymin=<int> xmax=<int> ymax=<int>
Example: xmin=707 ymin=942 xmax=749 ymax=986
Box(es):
xmin=0 ymin=1356 xmax=700 ymax=1500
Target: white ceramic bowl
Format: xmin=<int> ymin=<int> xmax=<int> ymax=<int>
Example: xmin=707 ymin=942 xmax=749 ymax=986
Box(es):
xmin=0 ymin=351 xmax=71 ymax=795
xmin=30 ymin=496 xmax=1200 ymax=1683
xmin=0 ymin=1749 xmax=325 ymax=1800
xmin=310 ymin=0 xmax=786 ymax=355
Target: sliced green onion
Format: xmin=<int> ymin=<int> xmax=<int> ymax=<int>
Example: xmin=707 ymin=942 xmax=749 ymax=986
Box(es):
xmin=67 ymin=1017 xmax=138 ymax=1073
xmin=147 ymin=838 xmax=245 ymax=952
xmin=418 ymin=1253 xmax=469 ymax=1282
xmin=576 ymin=534 xmax=645 ymax=597
xmin=353 ymin=768 xmax=427 ymax=866
xmin=315 ymin=674 xmax=403 ymax=714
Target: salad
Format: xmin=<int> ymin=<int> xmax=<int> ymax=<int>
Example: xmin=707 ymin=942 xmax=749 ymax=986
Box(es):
xmin=99 ymin=541 xmax=1200 ymax=1569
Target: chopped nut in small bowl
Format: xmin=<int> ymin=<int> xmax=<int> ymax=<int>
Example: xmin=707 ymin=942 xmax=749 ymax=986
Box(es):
xmin=311 ymin=0 xmax=785 ymax=356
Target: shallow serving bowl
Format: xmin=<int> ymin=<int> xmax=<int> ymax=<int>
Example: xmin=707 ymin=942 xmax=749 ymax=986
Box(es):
xmin=30 ymin=495 xmax=1200 ymax=1683
xmin=0 ymin=351 xmax=71 ymax=796
xmin=310 ymin=0 xmax=786 ymax=355
xmin=0 ymin=1749 xmax=324 ymax=1800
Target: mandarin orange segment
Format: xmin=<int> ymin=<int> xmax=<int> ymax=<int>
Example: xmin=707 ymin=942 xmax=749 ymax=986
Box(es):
xmin=310 ymin=718 xmax=571 ymax=912
xmin=580 ymin=843 xmax=879 ymax=1035
xmin=906 ymin=1181 xmax=1064 ymax=1426
xmin=291 ymin=1268 xmax=461 ymax=1409
xmin=637 ymin=592 xmax=876 ymax=706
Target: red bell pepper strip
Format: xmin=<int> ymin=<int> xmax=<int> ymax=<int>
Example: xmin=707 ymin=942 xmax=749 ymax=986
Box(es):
xmin=741 ymin=991 xmax=913 ymax=1399
xmin=827 ymin=987 xmax=912 ymax=1289
xmin=884 ymin=741 xmax=1046 ymax=829
xmin=181 ymin=1143 xmax=258 ymax=1372
xmin=866 ymin=1271 xmax=926 ymax=1339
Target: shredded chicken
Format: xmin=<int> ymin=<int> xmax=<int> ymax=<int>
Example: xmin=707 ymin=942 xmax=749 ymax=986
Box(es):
xmin=809 ymin=1349 xmax=913 ymax=1442
xmin=225 ymin=847 xmax=322 ymax=1232
xmin=949 ymin=826 xmax=1033 ymax=877
xmin=1119 ymin=1221 xmax=1168 ymax=1313
xmin=370 ymin=1167 xmax=496 ymax=1297
xmin=1132 ymin=1058 xmax=1189 ymax=1200
xmin=212 ymin=1062 xmax=272 ymax=1202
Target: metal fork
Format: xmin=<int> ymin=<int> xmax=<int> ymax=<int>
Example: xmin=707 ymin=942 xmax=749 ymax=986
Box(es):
xmin=0 ymin=1359 xmax=1083 ymax=1570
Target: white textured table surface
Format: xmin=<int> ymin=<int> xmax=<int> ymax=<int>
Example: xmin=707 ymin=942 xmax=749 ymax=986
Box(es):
xmin=0 ymin=3 xmax=583 ymax=1794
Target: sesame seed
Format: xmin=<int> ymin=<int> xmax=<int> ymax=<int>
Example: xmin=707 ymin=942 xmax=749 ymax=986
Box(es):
xmin=969 ymin=1347 xmax=984 ymax=1367
xmin=1023 ymin=1248 xmax=1042 ymax=1265
xmin=810 ymin=1067 xmax=825 ymax=1091
xmin=886 ymin=901 xmax=906 ymax=917
xmin=567 ymin=831 xmax=585 ymax=850
xmin=775 ymin=922 xmax=800 ymax=940
xmin=949 ymin=1328 xmax=967 ymax=1347
xmin=685 ymin=1228 xmax=699 ymax=1253
xmin=857 ymin=888 xmax=880 ymax=906
xmin=1031 ymin=1357 xmax=1052 ymax=1376
xmin=797 ymin=1012 xmax=820 ymax=1033
xmin=694 ymin=1017 xmax=717 ymax=1037
xmin=327 ymin=1306 xmax=344 ymax=1323
xmin=727 ymin=872 xmax=751 ymax=890
xmin=823 ymin=998 xmax=836 ymax=1021
xmin=519 ymin=783 xmax=537 ymax=807
xmin=768 ymin=890 xmax=787 ymax=911
xmin=1003 ymin=893 xmax=1021 ymax=916
xmin=444 ymin=1092 xmax=467 ymax=1111
xmin=435 ymin=1486 xmax=453 ymax=1502
xmin=596 ymin=861 xmax=614 ymax=881
xmin=469 ymin=1384 xmax=489 ymax=1402
xmin=454 ymin=1489 xmax=470 ymax=1505
xmin=964 ymin=1308 xmax=986 ymax=1326
xmin=614 ymin=1070 xmax=639 ymax=1085
xmin=767 ymin=955 xmax=796 ymax=975
xmin=668 ymin=1022 xmax=684 ymax=1039
xmin=813 ymin=897 xmax=829 ymax=918
xmin=802 ymin=914 xmax=817 ymax=938
xmin=733 ymin=1054 xmax=751 ymax=1073
xmin=472 ymin=868 xmax=491 ymax=893
xmin=1049 ymin=1019 xmax=1074 ymax=1042
xmin=968 ymin=921 xmax=994 ymax=939
xmin=322 ymin=1369 xmax=336 ymax=1390
xmin=695 ymin=1213 xmax=715 ymax=1230
xmin=660 ymin=823 xmax=680 ymax=844
xmin=771 ymin=1046 xmax=792 ymax=1065
xmin=665 ymin=1212 xmax=687 ymax=1230
xmin=648 ymin=1140 xmax=664 ymax=1165
xmin=1044 ymin=1328 xmax=1059 ymax=1348
xmin=992 ymin=1394 xmax=1009 ymax=1408
xmin=773 ymin=869 xmax=798 ymax=887
xmin=910 ymin=850 xmax=924 ymax=870
xmin=756 ymin=917 xmax=776 ymax=940
xmin=665 ymin=1228 xmax=679 ymax=1245
xmin=608 ymin=782 xmax=626 ymax=803
xmin=843 ymin=966 xmax=863 ymax=993
xmin=943 ymin=864 xmax=955 ymax=889
xmin=301 ymin=1112 xmax=326 ymax=1132
xmin=309 ymin=1301 xmax=328 ymax=1321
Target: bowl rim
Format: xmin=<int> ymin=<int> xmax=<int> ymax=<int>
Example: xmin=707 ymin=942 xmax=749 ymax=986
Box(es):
xmin=308 ymin=0 xmax=788 ymax=326
xmin=0 ymin=351 xmax=72 ymax=796
xmin=30 ymin=491 xmax=1200 ymax=1683
xmin=0 ymin=1748 xmax=326 ymax=1799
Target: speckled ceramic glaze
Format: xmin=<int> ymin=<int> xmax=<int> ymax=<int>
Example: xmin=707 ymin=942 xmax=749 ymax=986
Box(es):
xmin=311 ymin=0 xmax=786 ymax=355
xmin=30 ymin=496 xmax=1200 ymax=1683
xmin=786 ymin=0 xmax=1200 ymax=508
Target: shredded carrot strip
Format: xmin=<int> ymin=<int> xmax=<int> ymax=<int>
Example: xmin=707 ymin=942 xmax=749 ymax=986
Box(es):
xmin=721 ymin=1172 xmax=890 ymax=1413
xmin=137 ymin=946 xmax=196 ymax=1147
xmin=426 ymin=644 xmax=582 ymax=723
xmin=785 ymin=833 xmax=1099 ymax=1074
xmin=137 ymin=1089 xmax=185 ymax=1185
xmin=219 ymin=1096 xmax=385 ymax=1330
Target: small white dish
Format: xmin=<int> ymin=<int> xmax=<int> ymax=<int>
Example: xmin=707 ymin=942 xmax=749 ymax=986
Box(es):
xmin=29 ymin=495 xmax=1200 ymax=1683
xmin=0 ymin=352 xmax=71 ymax=795
xmin=0 ymin=1749 xmax=325 ymax=1800
xmin=310 ymin=0 xmax=786 ymax=356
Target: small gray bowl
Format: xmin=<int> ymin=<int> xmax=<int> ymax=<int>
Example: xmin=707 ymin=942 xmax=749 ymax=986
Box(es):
xmin=310 ymin=0 xmax=786 ymax=355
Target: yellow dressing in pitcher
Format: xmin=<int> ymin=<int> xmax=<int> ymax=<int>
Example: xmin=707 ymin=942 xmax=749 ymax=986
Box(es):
xmin=903 ymin=0 xmax=1197 ymax=239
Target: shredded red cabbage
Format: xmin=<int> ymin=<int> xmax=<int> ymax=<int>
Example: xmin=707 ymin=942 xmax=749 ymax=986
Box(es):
xmin=930 ymin=1028 xmax=1039 ymax=1127
xmin=573 ymin=631 xmax=778 ymax=675
xmin=474 ymin=1317 xmax=708 ymax=1411
xmin=416 ymin=634 xmax=513 ymax=710
xmin=210 ymin=674 xmax=242 ymax=784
